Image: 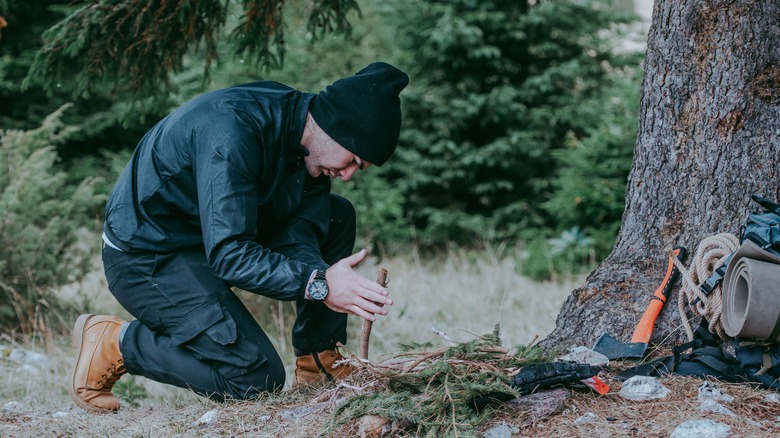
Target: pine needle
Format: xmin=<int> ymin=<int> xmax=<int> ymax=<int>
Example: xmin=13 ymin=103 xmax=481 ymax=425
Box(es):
xmin=324 ymin=325 xmax=552 ymax=437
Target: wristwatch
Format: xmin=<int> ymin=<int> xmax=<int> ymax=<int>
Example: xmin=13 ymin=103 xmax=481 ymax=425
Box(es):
xmin=306 ymin=270 xmax=329 ymax=301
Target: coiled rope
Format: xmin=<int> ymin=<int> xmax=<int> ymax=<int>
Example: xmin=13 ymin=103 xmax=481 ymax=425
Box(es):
xmin=672 ymin=233 xmax=740 ymax=341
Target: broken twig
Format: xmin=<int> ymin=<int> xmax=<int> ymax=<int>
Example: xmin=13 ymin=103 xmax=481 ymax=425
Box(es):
xmin=430 ymin=324 xmax=458 ymax=346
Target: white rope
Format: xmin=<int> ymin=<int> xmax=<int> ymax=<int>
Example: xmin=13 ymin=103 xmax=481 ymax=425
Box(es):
xmin=674 ymin=233 xmax=740 ymax=341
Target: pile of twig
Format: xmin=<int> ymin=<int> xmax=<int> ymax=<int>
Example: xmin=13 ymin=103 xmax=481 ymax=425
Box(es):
xmin=320 ymin=326 xmax=549 ymax=437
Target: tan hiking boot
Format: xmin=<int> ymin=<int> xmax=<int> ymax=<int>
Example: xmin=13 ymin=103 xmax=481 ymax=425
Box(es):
xmin=69 ymin=314 xmax=127 ymax=414
xmin=292 ymin=348 xmax=353 ymax=388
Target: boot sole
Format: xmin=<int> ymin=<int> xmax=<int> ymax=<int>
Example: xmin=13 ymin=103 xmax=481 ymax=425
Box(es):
xmin=69 ymin=314 xmax=116 ymax=415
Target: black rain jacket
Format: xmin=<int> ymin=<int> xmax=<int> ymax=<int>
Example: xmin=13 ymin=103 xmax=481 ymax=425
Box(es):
xmin=104 ymin=82 xmax=331 ymax=301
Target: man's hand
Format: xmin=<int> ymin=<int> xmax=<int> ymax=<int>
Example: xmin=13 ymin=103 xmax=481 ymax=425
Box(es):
xmin=324 ymin=249 xmax=393 ymax=321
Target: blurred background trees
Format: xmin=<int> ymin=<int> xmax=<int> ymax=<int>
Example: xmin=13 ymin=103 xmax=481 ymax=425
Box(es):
xmin=0 ymin=0 xmax=644 ymax=330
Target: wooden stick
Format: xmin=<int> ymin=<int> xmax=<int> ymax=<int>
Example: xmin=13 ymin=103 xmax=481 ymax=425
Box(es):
xmin=359 ymin=268 xmax=388 ymax=359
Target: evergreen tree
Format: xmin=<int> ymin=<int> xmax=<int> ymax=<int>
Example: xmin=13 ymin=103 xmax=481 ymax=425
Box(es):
xmin=0 ymin=105 xmax=104 ymax=332
xmin=23 ymin=0 xmax=360 ymax=102
xmin=0 ymin=1 xmax=166 ymax=162
xmin=543 ymin=64 xmax=641 ymax=257
xmin=385 ymin=0 xmax=640 ymax=246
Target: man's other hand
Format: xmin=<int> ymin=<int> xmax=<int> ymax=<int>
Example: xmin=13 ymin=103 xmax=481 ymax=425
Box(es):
xmin=324 ymin=249 xmax=393 ymax=321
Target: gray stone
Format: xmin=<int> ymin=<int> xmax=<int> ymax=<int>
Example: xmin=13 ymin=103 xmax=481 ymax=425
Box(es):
xmin=699 ymin=399 xmax=736 ymax=416
xmin=765 ymin=393 xmax=780 ymax=404
xmin=558 ymin=346 xmax=610 ymax=367
xmin=505 ymin=388 xmax=569 ymax=427
xmin=482 ymin=422 xmax=519 ymax=438
xmin=670 ymin=419 xmax=731 ymax=438
xmin=277 ymin=402 xmax=326 ymax=420
xmin=574 ymin=412 xmax=600 ymax=424
xmin=2 ymin=401 xmax=21 ymax=411
xmin=193 ymin=408 xmax=219 ymax=426
xmin=618 ymin=376 xmax=670 ymax=401
xmin=8 ymin=349 xmax=50 ymax=370
xmin=698 ymin=382 xmax=734 ymax=403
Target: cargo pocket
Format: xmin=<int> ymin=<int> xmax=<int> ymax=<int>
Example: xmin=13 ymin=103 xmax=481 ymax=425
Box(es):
xmin=170 ymin=299 xmax=267 ymax=379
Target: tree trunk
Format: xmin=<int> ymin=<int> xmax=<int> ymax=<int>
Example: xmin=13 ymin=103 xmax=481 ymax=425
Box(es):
xmin=541 ymin=0 xmax=780 ymax=351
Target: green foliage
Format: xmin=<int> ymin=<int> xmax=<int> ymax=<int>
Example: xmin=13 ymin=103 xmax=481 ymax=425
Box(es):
xmin=0 ymin=1 xmax=78 ymax=131
xmin=382 ymin=0 xmax=640 ymax=248
xmin=65 ymin=148 xmax=133 ymax=198
xmin=513 ymin=342 xmax=553 ymax=362
xmin=0 ymin=105 xmax=104 ymax=332
xmin=25 ymin=0 xmax=228 ymax=100
xmin=333 ymin=168 xmax=411 ymax=251
xmin=517 ymin=228 xmax=597 ymax=281
xmin=112 ymin=375 xmax=149 ymax=407
xmin=1 ymin=0 xmax=645 ymax=288
xmin=25 ymin=0 xmax=360 ymax=102
xmin=0 ymin=0 xmax=165 ymax=168
xmin=329 ymin=328 xmax=544 ymax=437
xmin=542 ymin=64 xmax=641 ymax=258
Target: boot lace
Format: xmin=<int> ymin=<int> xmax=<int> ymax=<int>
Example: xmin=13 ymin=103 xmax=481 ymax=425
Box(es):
xmin=97 ymin=358 xmax=126 ymax=388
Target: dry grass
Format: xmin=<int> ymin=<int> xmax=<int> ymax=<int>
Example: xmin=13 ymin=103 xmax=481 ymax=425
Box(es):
xmin=350 ymin=249 xmax=576 ymax=356
xmin=5 ymin=249 xmax=780 ymax=436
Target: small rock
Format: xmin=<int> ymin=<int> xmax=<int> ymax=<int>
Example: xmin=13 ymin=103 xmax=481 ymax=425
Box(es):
xmin=575 ymin=412 xmax=599 ymax=424
xmin=277 ymin=402 xmax=326 ymax=420
xmin=193 ymin=408 xmax=219 ymax=426
xmin=18 ymin=364 xmax=41 ymax=374
xmin=482 ymin=422 xmax=519 ymax=438
xmin=670 ymin=419 xmax=731 ymax=438
xmin=558 ymin=346 xmax=610 ymax=367
xmin=2 ymin=401 xmax=21 ymax=411
xmin=9 ymin=349 xmax=50 ymax=370
xmin=357 ymin=415 xmax=389 ymax=438
xmin=699 ymin=399 xmax=736 ymax=416
xmin=698 ymin=382 xmax=734 ymax=403
xmin=765 ymin=393 xmax=780 ymax=404
xmin=506 ymin=388 xmax=569 ymax=427
xmin=618 ymin=376 xmax=670 ymax=401
xmin=52 ymin=411 xmax=69 ymax=418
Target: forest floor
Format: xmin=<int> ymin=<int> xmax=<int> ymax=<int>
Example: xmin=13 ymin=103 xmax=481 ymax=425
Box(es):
xmin=3 ymin=252 xmax=780 ymax=437
xmin=3 ymin=348 xmax=780 ymax=437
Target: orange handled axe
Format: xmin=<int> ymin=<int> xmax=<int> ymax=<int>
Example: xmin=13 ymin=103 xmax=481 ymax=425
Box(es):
xmin=593 ymin=246 xmax=687 ymax=360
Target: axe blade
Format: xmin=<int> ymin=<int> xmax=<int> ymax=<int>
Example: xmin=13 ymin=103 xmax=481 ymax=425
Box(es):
xmin=593 ymin=333 xmax=647 ymax=360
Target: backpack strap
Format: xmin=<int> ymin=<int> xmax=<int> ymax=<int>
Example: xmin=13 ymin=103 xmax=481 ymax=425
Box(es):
xmin=736 ymin=339 xmax=780 ymax=389
xmin=751 ymin=194 xmax=780 ymax=216
xmin=616 ymin=320 xmax=749 ymax=383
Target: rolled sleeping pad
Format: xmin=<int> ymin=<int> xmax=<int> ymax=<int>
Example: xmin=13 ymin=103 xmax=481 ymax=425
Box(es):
xmin=722 ymin=240 xmax=780 ymax=341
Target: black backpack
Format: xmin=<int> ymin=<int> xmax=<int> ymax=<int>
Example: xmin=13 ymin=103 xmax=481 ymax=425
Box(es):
xmin=619 ymin=195 xmax=780 ymax=389
xmin=701 ymin=194 xmax=780 ymax=295
xmin=741 ymin=194 xmax=780 ymax=257
xmin=617 ymin=320 xmax=780 ymax=390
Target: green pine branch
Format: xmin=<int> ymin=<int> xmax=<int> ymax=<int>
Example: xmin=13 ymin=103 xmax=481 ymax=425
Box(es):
xmin=23 ymin=0 xmax=359 ymax=101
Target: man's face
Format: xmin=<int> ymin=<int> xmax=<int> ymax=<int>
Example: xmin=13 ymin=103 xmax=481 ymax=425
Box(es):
xmin=303 ymin=118 xmax=373 ymax=181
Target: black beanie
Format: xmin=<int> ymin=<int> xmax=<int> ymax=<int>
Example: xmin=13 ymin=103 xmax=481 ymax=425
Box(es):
xmin=309 ymin=62 xmax=409 ymax=166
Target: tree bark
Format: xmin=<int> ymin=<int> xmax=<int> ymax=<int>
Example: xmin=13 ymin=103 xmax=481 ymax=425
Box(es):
xmin=541 ymin=0 xmax=780 ymax=351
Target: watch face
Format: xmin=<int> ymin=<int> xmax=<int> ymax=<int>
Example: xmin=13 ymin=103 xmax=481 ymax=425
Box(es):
xmin=308 ymin=279 xmax=329 ymax=301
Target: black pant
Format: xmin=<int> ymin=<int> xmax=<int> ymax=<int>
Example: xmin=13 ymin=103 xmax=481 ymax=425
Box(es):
xmin=103 ymin=195 xmax=355 ymax=401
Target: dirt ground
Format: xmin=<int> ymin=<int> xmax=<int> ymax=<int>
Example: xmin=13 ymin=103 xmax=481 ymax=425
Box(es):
xmin=3 ymin=361 xmax=780 ymax=437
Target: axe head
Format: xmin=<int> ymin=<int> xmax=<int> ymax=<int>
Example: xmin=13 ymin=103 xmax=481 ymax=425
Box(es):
xmin=593 ymin=333 xmax=647 ymax=360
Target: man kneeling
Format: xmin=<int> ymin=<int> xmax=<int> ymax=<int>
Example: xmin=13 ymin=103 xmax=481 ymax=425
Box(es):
xmin=70 ymin=62 xmax=408 ymax=412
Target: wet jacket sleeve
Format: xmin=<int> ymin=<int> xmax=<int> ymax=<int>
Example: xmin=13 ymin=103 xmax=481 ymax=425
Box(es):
xmin=194 ymin=113 xmax=310 ymax=300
